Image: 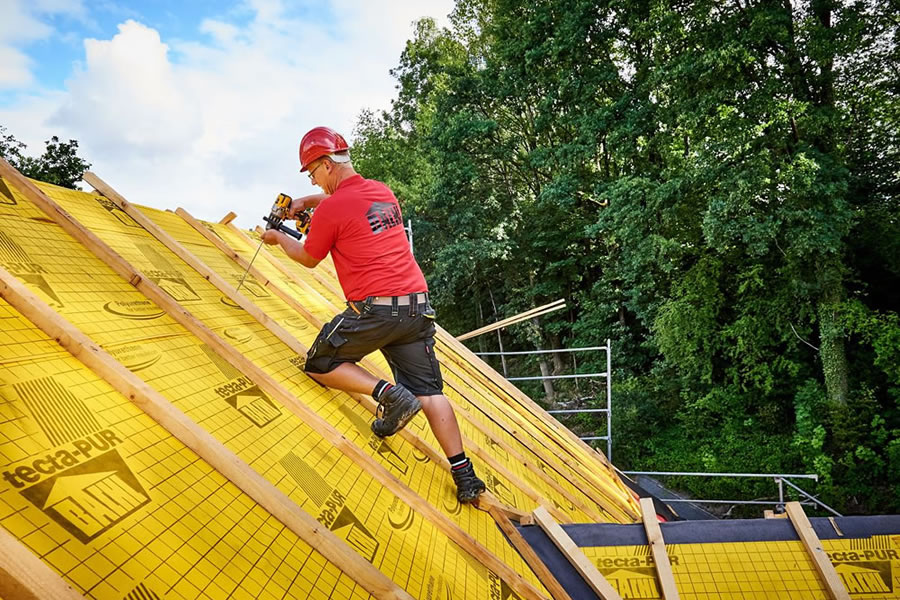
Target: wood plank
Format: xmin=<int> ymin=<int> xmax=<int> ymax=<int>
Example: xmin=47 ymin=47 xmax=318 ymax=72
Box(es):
xmin=436 ymin=330 xmax=639 ymax=516
xmin=475 ymin=491 xmax=533 ymax=523
xmin=442 ymin=378 xmax=611 ymax=523
xmin=442 ymin=327 xmax=611 ymax=462
xmin=83 ymin=172 xmax=310 ymax=360
xmin=785 ymin=502 xmax=850 ymax=600
xmin=1 ymin=163 xmax=551 ymax=600
xmin=639 ymin=497 xmax=680 ymax=600
xmin=252 ymin=224 xmax=346 ymax=300
xmin=0 ymin=262 xmax=412 ymax=600
xmin=0 ymin=525 xmax=86 ymax=600
xmin=176 ymin=207 xmax=325 ymax=327
xmin=219 ymin=211 xmax=237 ymax=224
xmin=226 ymin=222 xmax=337 ymax=309
xmin=457 ymin=299 xmax=565 ymax=341
xmin=488 ymin=504 xmax=574 ymax=600
xmin=433 ymin=339 xmax=637 ymax=520
xmin=532 ymin=506 xmax=624 ymax=600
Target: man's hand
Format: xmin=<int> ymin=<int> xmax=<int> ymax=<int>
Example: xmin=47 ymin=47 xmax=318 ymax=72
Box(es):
xmin=261 ymin=229 xmax=283 ymax=245
xmin=289 ymin=193 xmax=327 ymax=218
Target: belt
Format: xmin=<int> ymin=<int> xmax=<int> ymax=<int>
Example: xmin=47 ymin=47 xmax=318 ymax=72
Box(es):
xmin=347 ymin=292 xmax=429 ymax=316
xmin=368 ymin=293 xmax=428 ymax=306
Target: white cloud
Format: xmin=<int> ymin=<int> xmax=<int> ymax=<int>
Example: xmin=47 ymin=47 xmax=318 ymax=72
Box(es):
xmin=1 ymin=0 xmax=453 ymax=227
xmin=0 ymin=0 xmax=86 ymax=88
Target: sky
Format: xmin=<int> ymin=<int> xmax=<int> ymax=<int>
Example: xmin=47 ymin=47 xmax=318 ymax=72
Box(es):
xmin=0 ymin=0 xmax=454 ymax=226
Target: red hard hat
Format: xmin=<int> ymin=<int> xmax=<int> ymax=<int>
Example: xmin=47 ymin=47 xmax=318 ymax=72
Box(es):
xmin=298 ymin=126 xmax=350 ymax=172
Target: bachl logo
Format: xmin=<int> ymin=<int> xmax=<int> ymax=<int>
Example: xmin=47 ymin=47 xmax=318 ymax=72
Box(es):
xmin=6 ymin=430 xmax=150 ymax=544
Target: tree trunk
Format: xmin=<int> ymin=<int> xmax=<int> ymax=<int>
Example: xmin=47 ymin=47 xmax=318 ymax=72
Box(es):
xmin=539 ymin=359 xmax=555 ymax=401
xmin=549 ymin=332 xmax=566 ymax=373
xmin=488 ymin=288 xmax=509 ymax=377
xmin=818 ymin=286 xmax=849 ymax=405
xmin=531 ymin=316 xmax=555 ymax=400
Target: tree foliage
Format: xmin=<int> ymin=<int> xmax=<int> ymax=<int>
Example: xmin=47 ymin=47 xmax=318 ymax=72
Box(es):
xmin=353 ymin=0 xmax=900 ymax=513
xmin=0 ymin=125 xmax=91 ymax=190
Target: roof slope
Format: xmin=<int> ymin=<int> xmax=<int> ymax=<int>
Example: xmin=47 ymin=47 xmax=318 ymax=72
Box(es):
xmin=0 ymin=166 xmax=637 ymax=600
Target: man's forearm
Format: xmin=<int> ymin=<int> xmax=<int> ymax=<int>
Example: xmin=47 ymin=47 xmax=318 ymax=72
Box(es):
xmin=279 ymin=234 xmax=320 ymax=268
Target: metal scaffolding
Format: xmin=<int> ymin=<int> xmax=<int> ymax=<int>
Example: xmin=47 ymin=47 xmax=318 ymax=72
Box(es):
xmin=476 ymin=340 xmax=613 ymax=461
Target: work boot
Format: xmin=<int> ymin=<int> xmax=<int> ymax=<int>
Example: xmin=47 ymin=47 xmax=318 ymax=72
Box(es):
xmin=452 ymin=462 xmax=486 ymax=504
xmin=371 ymin=383 xmax=421 ymax=437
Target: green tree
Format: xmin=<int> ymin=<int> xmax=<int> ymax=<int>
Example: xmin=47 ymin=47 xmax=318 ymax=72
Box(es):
xmin=0 ymin=125 xmax=91 ymax=189
xmin=355 ymin=0 xmax=900 ymax=513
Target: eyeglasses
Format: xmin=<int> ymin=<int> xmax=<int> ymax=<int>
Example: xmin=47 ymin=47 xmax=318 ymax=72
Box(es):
xmin=307 ymin=161 xmax=325 ymax=182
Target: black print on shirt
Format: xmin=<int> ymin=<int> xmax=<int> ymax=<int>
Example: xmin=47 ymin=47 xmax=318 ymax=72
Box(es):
xmin=366 ymin=202 xmax=402 ymax=234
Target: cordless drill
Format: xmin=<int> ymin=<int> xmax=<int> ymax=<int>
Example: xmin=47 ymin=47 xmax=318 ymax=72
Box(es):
xmin=235 ymin=193 xmax=311 ymax=293
xmin=263 ymin=193 xmax=311 ymax=240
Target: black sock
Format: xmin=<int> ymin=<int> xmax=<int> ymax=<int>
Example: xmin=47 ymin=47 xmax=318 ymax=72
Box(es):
xmin=372 ymin=380 xmax=392 ymax=400
xmin=448 ymin=452 xmax=470 ymax=471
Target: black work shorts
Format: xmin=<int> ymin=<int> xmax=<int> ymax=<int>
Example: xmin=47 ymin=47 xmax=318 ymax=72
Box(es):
xmin=303 ymin=302 xmax=444 ymax=396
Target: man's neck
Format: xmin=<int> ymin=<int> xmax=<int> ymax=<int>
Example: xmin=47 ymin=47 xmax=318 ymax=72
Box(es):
xmin=334 ymin=166 xmax=358 ymax=188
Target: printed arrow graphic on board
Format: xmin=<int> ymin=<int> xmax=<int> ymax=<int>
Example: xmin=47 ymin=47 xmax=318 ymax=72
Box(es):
xmin=43 ymin=471 xmax=118 ymax=508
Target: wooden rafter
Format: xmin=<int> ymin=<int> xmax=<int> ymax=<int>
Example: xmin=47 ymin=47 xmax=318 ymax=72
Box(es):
xmin=532 ymin=506 xmax=624 ymax=600
xmin=0 ymin=525 xmax=86 ymax=600
xmin=457 ymin=299 xmax=566 ymax=341
xmin=640 ymin=498 xmax=680 ymax=600
xmin=437 ymin=330 xmax=639 ymax=516
xmin=785 ymin=502 xmax=850 ymax=600
xmin=488 ymin=505 xmax=574 ymax=600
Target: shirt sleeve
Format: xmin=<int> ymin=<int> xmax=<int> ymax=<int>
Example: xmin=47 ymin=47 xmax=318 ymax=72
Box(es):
xmin=303 ymin=201 xmax=337 ymax=260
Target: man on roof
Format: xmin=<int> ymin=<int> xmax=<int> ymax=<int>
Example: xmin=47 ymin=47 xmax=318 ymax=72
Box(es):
xmin=261 ymin=126 xmax=486 ymax=503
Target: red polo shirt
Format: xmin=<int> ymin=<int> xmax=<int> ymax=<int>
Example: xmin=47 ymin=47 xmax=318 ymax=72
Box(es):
xmin=303 ymin=175 xmax=427 ymax=301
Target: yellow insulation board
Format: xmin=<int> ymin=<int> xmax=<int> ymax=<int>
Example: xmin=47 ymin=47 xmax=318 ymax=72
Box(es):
xmin=0 ymin=177 xmax=545 ymax=599
xmin=581 ymin=535 xmax=900 ymax=599
xmin=0 ymin=299 xmax=368 ymax=600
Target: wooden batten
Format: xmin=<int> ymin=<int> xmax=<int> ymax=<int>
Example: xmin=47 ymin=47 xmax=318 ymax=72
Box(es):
xmin=0 ymin=525 xmax=86 ymax=600
xmin=252 ymin=224 xmax=346 ymax=300
xmin=532 ymin=506 xmax=624 ymax=600
xmin=224 ymin=222 xmax=336 ymax=309
xmin=432 ymin=343 xmax=636 ymax=520
xmin=1 ymin=164 xmax=551 ymax=600
xmin=441 ymin=327 xmax=612 ymax=465
xmin=785 ymin=502 xmax=850 ymax=600
xmin=476 ymin=491 xmax=533 ymax=524
xmin=83 ymin=172 xmax=310 ymax=360
xmin=176 ymin=207 xmax=324 ymax=327
xmin=435 ymin=330 xmax=639 ymax=517
xmin=442 ymin=377 xmax=617 ymax=523
xmin=457 ymin=299 xmax=566 ymax=341
xmin=639 ymin=498 xmax=680 ymax=600
xmin=488 ymin=505 xmax=574 ymax=600
xmin=0 ymin=263 xmax=412 ymax=600
xmin=219 ymin=211 xmax=237 ymax=224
